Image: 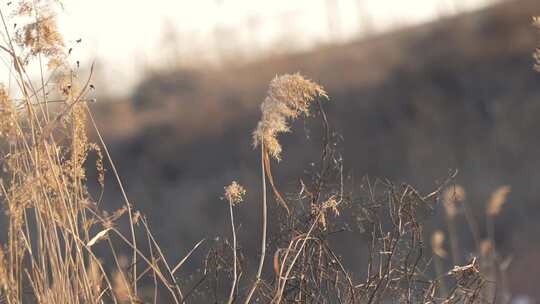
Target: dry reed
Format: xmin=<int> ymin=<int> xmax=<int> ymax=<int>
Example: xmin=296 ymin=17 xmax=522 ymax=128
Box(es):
xmin=442 ymin=185 xmax=465 ymax=265
xmin=486 ymin=185 xmax=511 ymax=217
xmin=0 ymin=2 xmax=200 ymax=303
xmin=0 ymin=2 xmax=521 ymax=303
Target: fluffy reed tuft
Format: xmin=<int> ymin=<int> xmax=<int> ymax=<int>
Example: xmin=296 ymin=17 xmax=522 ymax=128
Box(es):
xmin=486 ymin=185 xmax=511 ymax=217
xmin=442 ymin=185 xmax=466 ymax=218
xmin=480 ymin=239 xmax=494 ymax=258
xmin=224 ymin=181 xmax=246 ymax=206
xmin=0 ymin=85 xmax=18 ymax=140
xmin=431 ymin=230 xmax=448 ymax=258
xmin=15 ymin=1 xmax=64 ymax=59
xmin=252 ymin=73 xmax=327 ymax=160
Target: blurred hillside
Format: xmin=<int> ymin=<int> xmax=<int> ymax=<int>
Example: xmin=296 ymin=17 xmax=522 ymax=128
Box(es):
xmin=90 ymin=0 xmax=540 ymax=299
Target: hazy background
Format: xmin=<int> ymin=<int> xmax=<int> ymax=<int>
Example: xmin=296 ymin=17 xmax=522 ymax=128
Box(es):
xmin=51 ymin=0 xmax=540 ymax=302
xmin=58 ymin=0 xmax=496 ymax=95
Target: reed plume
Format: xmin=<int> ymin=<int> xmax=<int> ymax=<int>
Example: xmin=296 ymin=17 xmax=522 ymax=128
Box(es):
xmin=252 ymin=73 xmax=328 ymax=161
xmin=431 ymin=230 xmax=447 ymax=258
xmin=486 ymin=185 xmax=511 ymax=217
xmin=442 ymin=185 xmax=466 ymax=219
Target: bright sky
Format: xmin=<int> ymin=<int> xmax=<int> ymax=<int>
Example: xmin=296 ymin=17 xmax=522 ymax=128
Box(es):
xmin=53 ymin=0 xmax=495 ymax=95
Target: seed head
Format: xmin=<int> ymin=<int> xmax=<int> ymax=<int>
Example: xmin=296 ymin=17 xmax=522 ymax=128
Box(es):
xmin=224 ymin=181 xmax=246 ymax=206
xmin=253 ymin=73 xmax=327 ymax=161
xmin=0 ymin=85 xmax=20 ymax=142
xmin=17 ymin=15 xmax=64 ymax=58
xmin=442 ymin=185 xmax=466 ymax=219
xmin=480 ymin=239 xmax=494 ymax=258
xmin=486 ymin=185 xmax=511 ymax=217
xmin=431 ymin=230 xmax=447 ymax=258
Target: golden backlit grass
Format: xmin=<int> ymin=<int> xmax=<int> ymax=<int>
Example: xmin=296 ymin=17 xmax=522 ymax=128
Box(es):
xmin=0 ymin=2 xmax=193 ymax=303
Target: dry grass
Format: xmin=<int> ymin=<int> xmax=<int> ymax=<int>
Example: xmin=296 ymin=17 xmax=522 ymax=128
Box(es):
xmin=0 ymin=2 xmax=195 ymax=303
xmin=0 ymin=2 xmax=534 ymax=304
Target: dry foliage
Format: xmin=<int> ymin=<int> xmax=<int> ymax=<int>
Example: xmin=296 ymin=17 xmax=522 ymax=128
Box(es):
xmin=0 ymin=2 xmax=195 ymax=303
xmin=0 ymin=2 xmax=525 ymax=304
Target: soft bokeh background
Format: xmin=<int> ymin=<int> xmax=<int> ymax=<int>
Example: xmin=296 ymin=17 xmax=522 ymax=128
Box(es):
xmin=48 ymin=0 xmax=540 ymax=301
xmin=58 ymin=0 xmax=495 ymax=95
